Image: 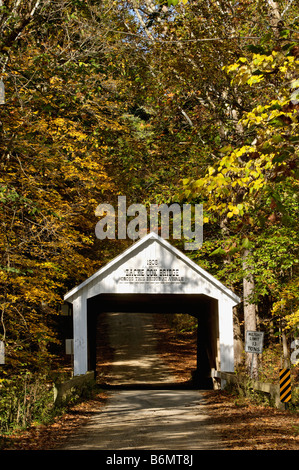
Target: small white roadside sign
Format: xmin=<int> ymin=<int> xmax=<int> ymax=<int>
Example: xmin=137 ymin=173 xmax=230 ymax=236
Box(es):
xmin=65 ymin=339 xmax=74 ymax=355
xmin=245 ymin=331 xmax=264 ymax=354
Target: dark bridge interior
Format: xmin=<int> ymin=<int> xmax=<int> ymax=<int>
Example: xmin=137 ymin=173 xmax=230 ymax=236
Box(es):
xmin=87 ymin=293 xmax=219 ymax=389
xmin=88 ymin=293 xmax=212 ymax=314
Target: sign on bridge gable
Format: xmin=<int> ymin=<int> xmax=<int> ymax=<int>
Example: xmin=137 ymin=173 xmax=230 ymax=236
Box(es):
xmin=65 ymin=233 xmax=240 ymax=302
xmin=98 ymin=240 xmax=190 ymax=295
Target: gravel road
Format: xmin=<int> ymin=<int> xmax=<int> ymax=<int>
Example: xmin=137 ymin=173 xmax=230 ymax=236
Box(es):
xmin=59 ymin=312 xmax=223 ymax=450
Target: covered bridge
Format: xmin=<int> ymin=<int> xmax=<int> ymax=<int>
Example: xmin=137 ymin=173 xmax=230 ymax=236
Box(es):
xmin=64 ymin=232 xmax=240 ymax=388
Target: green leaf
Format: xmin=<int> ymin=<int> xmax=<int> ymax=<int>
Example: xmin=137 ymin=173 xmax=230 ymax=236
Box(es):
xmin=279 ymin=29 xmax=290 ymax=39
xmin=241 ymin=237 xmax=251 ymax=249
xmin=210 ymin=247 xmax=226 ymax=256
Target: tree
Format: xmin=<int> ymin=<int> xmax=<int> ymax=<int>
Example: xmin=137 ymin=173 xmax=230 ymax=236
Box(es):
xmin=182 ymin=28 xmax=299 ymax=373
xmin=0 ymin=0 xmax=133 ymax=373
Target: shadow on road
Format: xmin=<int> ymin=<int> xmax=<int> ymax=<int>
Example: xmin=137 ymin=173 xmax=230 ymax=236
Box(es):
xmin=97 ymin=380 xmax=197 ymax=391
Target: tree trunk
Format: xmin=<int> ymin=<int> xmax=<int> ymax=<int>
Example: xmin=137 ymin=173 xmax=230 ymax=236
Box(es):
xmin=233 ymin=306 xmax=244 ymax=368
xmin=266 ymin=0 xmax=283 ymax=36
xmin=242 ymin=248 xmax=258 ymax=379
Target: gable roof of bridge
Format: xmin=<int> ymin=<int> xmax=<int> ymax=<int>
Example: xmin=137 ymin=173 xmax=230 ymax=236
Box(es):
xmin=64 ymin=232 xmax=241 ymax=305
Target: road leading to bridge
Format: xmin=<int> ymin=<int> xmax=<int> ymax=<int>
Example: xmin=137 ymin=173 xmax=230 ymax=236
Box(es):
xmin=97 ymin=312 xmax=175 ymax=387
xmin=59 ymin=312 xmax=223 ymax=450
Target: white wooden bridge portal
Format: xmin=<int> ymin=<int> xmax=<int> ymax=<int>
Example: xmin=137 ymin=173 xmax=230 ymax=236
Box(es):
xmin=64 ymin=232 xmax=240 ymax=388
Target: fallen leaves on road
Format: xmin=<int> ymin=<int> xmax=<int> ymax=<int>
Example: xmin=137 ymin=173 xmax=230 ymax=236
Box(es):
xmin=202 ymin=390 xmax=299 ymax=450
xmin=153 ymin=314 xmax=197 ymax=383
xmin=154 ymin=314 xmax=299 ymax=451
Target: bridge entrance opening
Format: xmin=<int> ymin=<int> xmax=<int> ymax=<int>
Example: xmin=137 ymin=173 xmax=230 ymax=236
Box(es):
xmin=87 ymin=294 xmax=219 ymax=389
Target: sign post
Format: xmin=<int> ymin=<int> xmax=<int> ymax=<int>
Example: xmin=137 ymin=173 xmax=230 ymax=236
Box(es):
xmin=245 ymin=331 xmax=264 ymax=378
